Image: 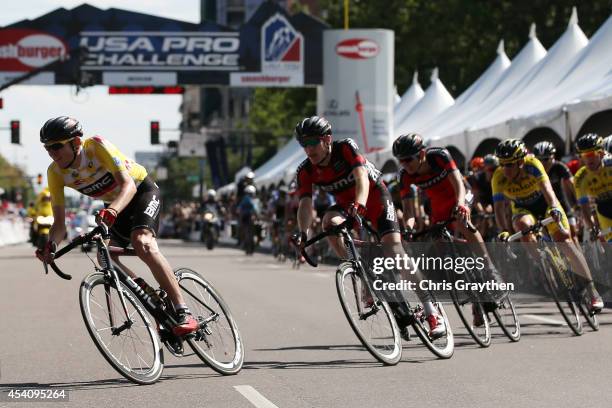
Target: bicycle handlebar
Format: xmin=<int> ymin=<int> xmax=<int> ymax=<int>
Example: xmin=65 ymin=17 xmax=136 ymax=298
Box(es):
xmin=44 ymin=224 xmax=109 ymax=280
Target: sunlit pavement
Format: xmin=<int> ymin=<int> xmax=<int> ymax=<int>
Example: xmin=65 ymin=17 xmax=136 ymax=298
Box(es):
xmin=1 ymin=240 xmax=611 ymax=408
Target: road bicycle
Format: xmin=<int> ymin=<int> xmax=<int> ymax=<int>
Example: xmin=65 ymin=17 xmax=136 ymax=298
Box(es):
xmin=407 ymin=219 xmax=520 ymax=347
xmin=44 ymin=223 xmax=244 ymax=384
xmin=299 ymin=218 xmax=454 ymax=365
xmin=506 ymin=217 xmax=599 ymax=335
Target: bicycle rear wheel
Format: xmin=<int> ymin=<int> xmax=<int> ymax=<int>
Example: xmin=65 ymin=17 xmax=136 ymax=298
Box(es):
xmin=79 ymin=273 xmax=163 ymax=385
xmin=175 ymin=268 xmax=244 ymax=375
xmin=449 ymin=288 xmax=491 ymax=347
xmin=335 ymin=262 xmax=401 ymax=365
xmin=541 ymin=256 xmax=583 ymax=336
xmin=491 ymin=295 xmax=521 ymax=342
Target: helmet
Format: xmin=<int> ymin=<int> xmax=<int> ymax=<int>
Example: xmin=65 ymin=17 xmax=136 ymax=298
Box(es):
xmin=40 ymin=116 xmax=83 ymax=144
xmin=294 ymin=116 xmax=332 ymax=144
xmin=576 ymin=133 xmax=603 ymax=153
xmin=206 ymin=189 xmax=216 ymax=199
xmin=483 ymin=154 xmax=499 ymax=168
xmin=532 ymin=141 xmax=556 ymax=158
xmin=245 ymin=171 xmax=255 ymax=180
xmin=495 ymin=139 xmax=527 ymax=164
xmin=244 ymin=185 xmax=256 ymax=195
xmin=603 ymin=135 xmax=612 ymax=154
xmin=392 ymin=133 xmax=425 ymax=159
xmin=470 ymin=156 xmax=484 ymax=170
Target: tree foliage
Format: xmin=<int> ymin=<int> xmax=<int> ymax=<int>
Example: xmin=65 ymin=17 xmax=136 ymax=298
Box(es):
xmin=320 ymin=0 xmax=611 ymax=95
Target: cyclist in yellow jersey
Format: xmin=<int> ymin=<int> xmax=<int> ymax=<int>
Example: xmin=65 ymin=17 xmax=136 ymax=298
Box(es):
xmin=35 ymin=116 xmax=198 ymax=336
xmin=573 ymin=133 xmax=612 ymax=242
xmin=492 ymin=139 xmax=603 ymax=312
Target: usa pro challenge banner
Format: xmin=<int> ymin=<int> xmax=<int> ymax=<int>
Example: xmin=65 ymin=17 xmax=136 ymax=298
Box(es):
xmin=0 ymin=2 xmax=327 ymax=86
xmin=321 ymin=30 xmax=394 ymax=153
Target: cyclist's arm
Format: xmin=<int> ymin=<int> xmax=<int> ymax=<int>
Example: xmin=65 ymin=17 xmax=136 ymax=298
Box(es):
xmin=402 ymin=197 xmax=417 ymax=230
xmin=540 ymin=179 xmax=561 ymax=210
xmin=561 ymin=177 xmax=577 ymax=208
xmin=297 ymin=196 xmax=314 ymax=234
xmin=448 ymin=170 xmax=466 ymax=206
xmin=494 ymin=200 xmax=510 ymax=231
xmin=49 ymin=205 xmax=66 ymax=245
xmin=352 ymin=166 xmax=369 ymax=206
xmin=580 ymin=202 xmax=595 ymax=230
xmin=107 ymin=170 xmax=137 ymax=214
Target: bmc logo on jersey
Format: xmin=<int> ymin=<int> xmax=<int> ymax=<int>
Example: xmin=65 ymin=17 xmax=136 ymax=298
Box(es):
xmin=336 ymin=38 xmax=379 ymax=59
xmin=262 ymin=14 xmax=302 ymax=63
xmin=0 ymin=29 xmax=68 ymax=71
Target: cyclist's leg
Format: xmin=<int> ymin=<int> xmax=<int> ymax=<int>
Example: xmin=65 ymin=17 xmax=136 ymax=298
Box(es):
xmin=321 ymin=206 xmax=349 ymax=259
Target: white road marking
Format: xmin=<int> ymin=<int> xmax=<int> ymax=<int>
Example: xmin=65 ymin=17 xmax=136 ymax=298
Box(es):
xmin=234 ymin=385 xmax=280 ymax=408
xmin=522 ymin=314 xmax=566 ymax=326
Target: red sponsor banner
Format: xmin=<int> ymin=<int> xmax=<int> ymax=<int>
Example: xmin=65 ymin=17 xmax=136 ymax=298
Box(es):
xmin=0 ymin=29 xmax=68 ymax=71
xmin=335 ymin=38 xmax=379 ymax=60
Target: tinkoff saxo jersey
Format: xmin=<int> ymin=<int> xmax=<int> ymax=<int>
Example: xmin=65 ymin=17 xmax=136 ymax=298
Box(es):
xmin=47 ymin=136 xmax=147 ymax=206
xmin=491 ymin=155 xmax=549 ymax=213
xmin=574 ymin=157 xmax=612 ymax=219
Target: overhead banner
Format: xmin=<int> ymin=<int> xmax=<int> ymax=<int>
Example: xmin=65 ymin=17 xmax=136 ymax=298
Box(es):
xmin=0 ymin=2 xmax=327 ymax=86
xmin=320 ymin=30 xmax=394 ymax=153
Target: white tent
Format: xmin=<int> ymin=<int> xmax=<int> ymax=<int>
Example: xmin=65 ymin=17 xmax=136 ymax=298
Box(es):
xmin=395 ymin=68 xmax=455 ymax=138
xmin=393 ymin=72 xmax=425 ymax=129
xmin=462 ymin=10 xmax=588 ymax=151
xmin=429 ymin=23 xmax=548 ymax=156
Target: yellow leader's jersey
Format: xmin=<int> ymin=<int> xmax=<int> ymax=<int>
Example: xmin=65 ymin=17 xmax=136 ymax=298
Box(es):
xmin=47 ymin=136 xmax=147 ymax=206
xmin=491 ymin=155 xmax=549 ymax=211
xmin=574 ymin=157 xmax=612 ymax=219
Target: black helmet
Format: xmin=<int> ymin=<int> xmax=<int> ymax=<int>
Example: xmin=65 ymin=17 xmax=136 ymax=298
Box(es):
xmin=392 ymin=133 xmax=424 ymax=159
xmin=495 ymin=139 xmax=527 ymax=164
xmin=532 ymin=141 xmax=556 ymax=158
xmin=576 ymin=133 xmax=603 ymax=153
xmin=483 ymin=154 xmax=499 ymax=168
xmin=603 ymin=135 xmax=612 ymax=154
xmin=294 ymin=116 xmax=331 ymax=144
xmin=40 ymin=116 xmax=83 ymax=144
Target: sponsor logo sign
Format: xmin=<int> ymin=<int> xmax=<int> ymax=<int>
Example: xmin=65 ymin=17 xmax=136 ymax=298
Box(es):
xmin=0 ymin=29 xmax=68 ymax=71
xmin=335 ymin=38 xmax=379 ymax=59
xmin=79 ymin=32 xmax=240 ymax=71
xmin=230 ymin=13 xmax=303 ymax=86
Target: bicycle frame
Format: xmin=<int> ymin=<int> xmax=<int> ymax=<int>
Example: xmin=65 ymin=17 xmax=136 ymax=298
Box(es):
xmin=46 ymin=225 xmax=218 ymax=338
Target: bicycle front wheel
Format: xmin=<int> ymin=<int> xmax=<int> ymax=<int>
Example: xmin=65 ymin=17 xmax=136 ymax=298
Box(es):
xmin=541 ymin=256 xmax=583 ymax=336
xmin=79 ymin=273 xmax=163 ymax=385
xmin=335 ymin=262 xmax=402 ymax=365
xmin=449 ymin=288 xmax=491 ymax=348
xmin=175 ymin=268 xmax=244 ymax=375
xmin=491 ymin=295 xmax=521 ymax=342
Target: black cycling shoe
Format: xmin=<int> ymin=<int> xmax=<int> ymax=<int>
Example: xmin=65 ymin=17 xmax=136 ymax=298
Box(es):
xmin=159 ymin=328 xmax=184 ymax=357
xmin=400 ymin=326 xmax=411 ymax=341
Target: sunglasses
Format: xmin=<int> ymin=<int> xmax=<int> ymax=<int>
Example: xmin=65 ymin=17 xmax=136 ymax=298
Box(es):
xmin=580 ymin=150 xmax=600 ymax=159
xmin=44 ymin=140 xmax=70 ymax=151
xmin=399 ymin=155 xmax=419 ymax=164
xmin=299 ymin=137 xmax=323 ymax=147
xmin=501 ymin=162 xmax=518 ymax=168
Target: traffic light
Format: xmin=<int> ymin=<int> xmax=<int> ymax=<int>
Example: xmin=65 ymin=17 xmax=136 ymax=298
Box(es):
xmin=150 ymin=121 xmax=160 ymax=145
xmin=10 ymin=120 xmax=20 ymax=144
xmin=37 ymin=173 xmax=43 ymax=185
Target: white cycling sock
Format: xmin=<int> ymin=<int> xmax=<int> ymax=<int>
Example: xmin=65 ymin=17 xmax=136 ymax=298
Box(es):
xmin=423 ymin=301 xmax=437 ymax=316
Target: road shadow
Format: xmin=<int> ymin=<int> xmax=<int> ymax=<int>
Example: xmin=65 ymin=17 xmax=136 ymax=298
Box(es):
xmin=0 ymin=378 xmax=134 ymax=391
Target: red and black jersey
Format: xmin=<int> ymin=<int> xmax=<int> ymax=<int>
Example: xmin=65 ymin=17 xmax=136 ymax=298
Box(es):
xmin=398 ymin=147 xmax=460 ymax=223
xmin=295 ymin=138 xmax=382 ymax=205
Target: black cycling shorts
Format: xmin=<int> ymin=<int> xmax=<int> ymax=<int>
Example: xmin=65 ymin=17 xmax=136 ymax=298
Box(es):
xmin=327 ymin=182 xmax=400 ymax=238
xmin=108 ymin=177 xmax=162 ymax=247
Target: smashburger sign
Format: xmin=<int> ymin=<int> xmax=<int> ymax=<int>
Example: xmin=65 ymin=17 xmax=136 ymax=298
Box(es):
xmin=0 ymin=29 xmax=68 ymax=71
xmin=335 ymin=38 xmax=379 ymax=59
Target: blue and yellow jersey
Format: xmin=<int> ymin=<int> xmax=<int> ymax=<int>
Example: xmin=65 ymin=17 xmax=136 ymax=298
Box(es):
xmin=491 ymin=155 xmax=549 ymax=208
xmin=47 ymin=136 xmax=147 ymax=206
xmin=574 ymin=157 xmax=612 ymax=218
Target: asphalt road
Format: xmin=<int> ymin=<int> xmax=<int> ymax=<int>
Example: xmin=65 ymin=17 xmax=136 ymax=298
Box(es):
xmin=1 ymin=240 xmax=611 ymax=408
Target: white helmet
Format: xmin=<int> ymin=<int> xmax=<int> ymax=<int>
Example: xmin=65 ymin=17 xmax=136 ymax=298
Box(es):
xmin=206 ymin=189 xmax=217 ymax=199
xmin=244 ymin=185 xmax=256 ymax=195
xmin=245 ymin=171 xmax=255 ymax=180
